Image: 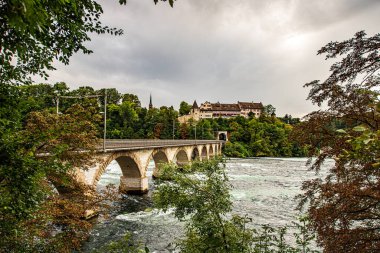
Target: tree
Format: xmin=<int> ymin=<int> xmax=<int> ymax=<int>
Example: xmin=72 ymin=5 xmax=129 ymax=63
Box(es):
xmin=18 ymin=83 xmax=56 ymax=113
xmin=122 ymin=93 xmax=141 ymax=108
xmin=158 ymin=106 xmax=176 ymax=138
xmin=98 ymin=88 xmax=122 ymax=105
xmin=0 ymin=103 xmax=102 ymax=251
xmin=53 ymin=82 xmax=70 ymax=96
xmin=263 ymin=104 xmax=276 ymax=116
xmin=153 ymin=160 xmax=254 ymax=253
xmin=198 ymin=119 xmax=214 ymax=140
xmin=0 ymin=1 xmax=123 ymax=85
xmin=110 ymin=101 xmax=139 ymax=138
xmin=179 ymin=122 xmax=190 ymax=139
xmin=62 ymin=86 xmax=101 ymax=113
xmin=179 ymin=101 xmax=192 ymax=116
xmin=294 ymin=31 xmax=380 ymax=253
xmin=52 ymin=82 xmax=70 ymax=107
xmin=223 ymin=142 xmax=250 ymax=158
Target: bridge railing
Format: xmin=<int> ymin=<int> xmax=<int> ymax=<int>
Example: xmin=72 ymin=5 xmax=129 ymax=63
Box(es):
xmin=101 ymin=139 xmax=223 ymax=151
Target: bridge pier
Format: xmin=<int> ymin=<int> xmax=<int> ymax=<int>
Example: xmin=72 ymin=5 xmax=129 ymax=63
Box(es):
xmin=119 ymin=176 xmax=148 ymax=194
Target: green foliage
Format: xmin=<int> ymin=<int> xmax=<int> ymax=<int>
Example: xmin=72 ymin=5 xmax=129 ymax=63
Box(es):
xmin=222 ymin=116 xmax=306 ymax=157
xmin=0 ymin=82 xmax=104 ymax=251
xmin=122 ymin=93 xmax=141 ymax=108
xmin=250 ymin=218 xmax=319 ymax=253
xmin=99 ymin=88 xmax=122 ymax=105
xmin=0 ymin=104 xmax=101 ymax=251
xmin=224 ymin=142 xmax=250 ymax=158
xmin=279 ymin=114 xmax=300 ymax=125
xmin=153 ymin=159 xmax=253 ymax=252
xmin=1 ymin=0 xmax=175 ymax=85
xmin=92 ymin=233 xmax=149 ymax=253
xmin=13 ymin=83 xmax=306 ymax=157
xmin=263 ymin=104 xmax=276 ymax=116
xmin=179 ymin=101 xmax=192 ymax=116
xmin=1 ymin=0 xmax=123 ymax=85
xmin=196 ymin=119 xmax=215 ymax=140
xmin=292 ymin=216 xmax=319 ymax=253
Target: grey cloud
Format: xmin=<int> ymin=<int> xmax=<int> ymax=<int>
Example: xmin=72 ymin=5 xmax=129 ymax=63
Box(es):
xmin=41 ymin=0 xmax=380 ymax=117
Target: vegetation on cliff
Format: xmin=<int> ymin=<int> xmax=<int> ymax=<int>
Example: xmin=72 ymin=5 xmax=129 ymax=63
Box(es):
xmin=15 ymin=82 xmax=306 ymax=158
xmin=217 ymin=115 xmax=306 ymax=157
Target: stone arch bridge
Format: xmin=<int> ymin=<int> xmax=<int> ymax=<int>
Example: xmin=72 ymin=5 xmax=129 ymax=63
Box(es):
xmin=75 ymin=139 xmax=223 ymax=194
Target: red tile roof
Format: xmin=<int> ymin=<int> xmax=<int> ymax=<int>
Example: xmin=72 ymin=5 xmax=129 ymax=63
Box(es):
xmin=209 ymin=103 xmax=241 ymax=111
xmin=200 ymin=102 xmax=263 ymax=111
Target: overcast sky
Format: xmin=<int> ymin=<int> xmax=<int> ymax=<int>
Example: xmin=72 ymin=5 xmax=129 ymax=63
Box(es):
xmin=40 ymin=0 xmax=380 ymax=117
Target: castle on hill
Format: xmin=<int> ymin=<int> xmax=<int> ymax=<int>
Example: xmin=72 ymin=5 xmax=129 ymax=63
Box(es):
xmin=178 ymin=100 xmax=264 ymax=123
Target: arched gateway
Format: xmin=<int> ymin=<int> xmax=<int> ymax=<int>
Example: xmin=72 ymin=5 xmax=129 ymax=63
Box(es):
xmin=75 ymin=140 xmax=223 ymax=194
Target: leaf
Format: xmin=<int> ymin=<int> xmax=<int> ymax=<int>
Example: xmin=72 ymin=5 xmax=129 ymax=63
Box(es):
xmin=353 ymin=126 xmax=367 ymax=132
xmin=336 ymin=129 xmax=346 ymax=134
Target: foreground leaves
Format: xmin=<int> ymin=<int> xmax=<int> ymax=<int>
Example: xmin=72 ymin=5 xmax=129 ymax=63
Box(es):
xmin=0 ymin=102 xmax=116 ymax=252
xmin=154 ymin=159 xmax=248 ymax=252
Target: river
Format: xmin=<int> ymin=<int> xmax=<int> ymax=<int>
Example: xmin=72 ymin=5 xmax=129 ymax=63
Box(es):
xmin=82 ymin=157 xmax=332 ymax=252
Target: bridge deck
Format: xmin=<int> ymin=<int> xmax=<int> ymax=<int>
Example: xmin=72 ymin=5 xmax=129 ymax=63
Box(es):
xmin=101 ymin=139 xmax=223 ymax=151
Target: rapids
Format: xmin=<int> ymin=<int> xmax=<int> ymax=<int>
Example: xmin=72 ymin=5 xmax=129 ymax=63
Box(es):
xmin=82 ymin=157 xmax=331 ymax=252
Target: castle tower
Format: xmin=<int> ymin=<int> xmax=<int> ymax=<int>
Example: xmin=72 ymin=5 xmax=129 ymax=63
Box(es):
xmin=192 ymin=100 xmax=199 ymax=112
xmin=191 ymin=100 xmax=200 ymax=120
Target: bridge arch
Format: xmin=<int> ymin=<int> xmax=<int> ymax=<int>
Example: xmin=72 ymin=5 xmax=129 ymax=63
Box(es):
xmin=191 ymin=147 xmax=200 ymax=161
xmin=216 ymin=131 xmax=228 ymax=142
xmin=116 ymin=156 xmax=142 ymax=178
xmin=201 ymin=146 xmax=208 ymax=160
xmin=93 ymin=152 xmax=148 ymax=194
xmin=209 ymin=145 xmax=214 ymax=158
xmin=175 ymin=148 xmax=190 ymax=166
xmin=150 ymin=149 xmax=169 ymax=178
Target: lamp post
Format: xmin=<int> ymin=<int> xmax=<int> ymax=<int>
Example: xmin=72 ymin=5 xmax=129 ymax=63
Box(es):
xmin=103 ymin=89 xmax=107 ymax=152
xmin=194 ymin=124 xmax=197 ymax=144
xmin=172 ymin=118 xmax=175 ymax=140
xmin=56 ymin=96 xmax=59 ymax=114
